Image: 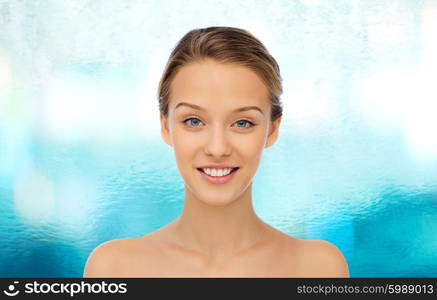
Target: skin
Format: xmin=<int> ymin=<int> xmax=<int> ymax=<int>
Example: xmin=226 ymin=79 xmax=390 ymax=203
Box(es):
xmin=83 ymin=58 xmax=350 ymax=277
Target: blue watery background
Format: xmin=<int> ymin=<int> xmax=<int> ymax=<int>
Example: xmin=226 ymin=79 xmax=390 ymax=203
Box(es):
xmin=1 ymin=0 xmax=437 ymax=278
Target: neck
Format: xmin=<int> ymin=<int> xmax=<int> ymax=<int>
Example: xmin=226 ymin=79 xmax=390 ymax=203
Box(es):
xmin=174 ymin=182 xmax=267 ymax=261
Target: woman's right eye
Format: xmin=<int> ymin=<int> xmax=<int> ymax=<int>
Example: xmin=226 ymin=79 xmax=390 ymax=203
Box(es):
xmin=183 ymin=117 xmax=203 ymax=127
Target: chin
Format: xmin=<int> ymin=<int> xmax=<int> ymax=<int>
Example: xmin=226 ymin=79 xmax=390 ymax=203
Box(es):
xmin=190 ymin=189 xmax=239 ymax=207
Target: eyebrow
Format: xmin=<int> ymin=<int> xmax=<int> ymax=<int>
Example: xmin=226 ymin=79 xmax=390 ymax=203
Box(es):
xmin=175 ymin=102 xmax=264 ymax=115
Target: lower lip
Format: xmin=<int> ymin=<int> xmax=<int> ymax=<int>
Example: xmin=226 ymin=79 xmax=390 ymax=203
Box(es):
xmin=197 ymin=168 xmax=239 ymax=184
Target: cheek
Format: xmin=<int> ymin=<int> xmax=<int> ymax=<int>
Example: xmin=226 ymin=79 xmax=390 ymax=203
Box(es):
xmin=235 ymin=132 xmax=267 ymax=158
xmin=172 ymin=129 xmax=200 ymax=162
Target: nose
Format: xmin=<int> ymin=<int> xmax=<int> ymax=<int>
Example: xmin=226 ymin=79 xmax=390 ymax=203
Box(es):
xmin=203 ymin=125 xmax=232 ymax=157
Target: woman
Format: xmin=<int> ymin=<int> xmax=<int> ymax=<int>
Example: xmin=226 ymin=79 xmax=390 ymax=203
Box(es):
xmin=83 ymin=26 xmax=349 ymax=277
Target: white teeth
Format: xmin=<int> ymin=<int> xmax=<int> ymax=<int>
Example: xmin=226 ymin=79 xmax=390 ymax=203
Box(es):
xmin=201 ymin=168 xmax=233 ymax=177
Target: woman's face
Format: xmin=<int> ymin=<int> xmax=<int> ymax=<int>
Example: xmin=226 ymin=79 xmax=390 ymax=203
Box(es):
xmin=160 ymin=58 xmax=281 ymax=206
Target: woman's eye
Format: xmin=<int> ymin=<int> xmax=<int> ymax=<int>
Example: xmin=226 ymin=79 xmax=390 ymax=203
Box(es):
xmin=234 ymin=120 xmax=254 ymax=128
xmin=183 ymin=118 xmax=203 ymax=127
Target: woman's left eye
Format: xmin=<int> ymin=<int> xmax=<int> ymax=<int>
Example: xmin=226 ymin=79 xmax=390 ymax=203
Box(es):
xmin=233 ymin=120 xmax=255 ymax=128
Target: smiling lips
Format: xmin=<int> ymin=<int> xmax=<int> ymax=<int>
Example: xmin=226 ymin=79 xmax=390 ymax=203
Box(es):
xmin=196 ymin=167 xmax=239 ymax=184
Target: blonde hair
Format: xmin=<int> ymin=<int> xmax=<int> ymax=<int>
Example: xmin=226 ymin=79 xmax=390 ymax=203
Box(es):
xmin=157 ymin=26 xmax=283 ymax=122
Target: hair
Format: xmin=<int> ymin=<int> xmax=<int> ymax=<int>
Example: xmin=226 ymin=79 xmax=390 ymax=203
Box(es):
xmin=157 ymin=26 xmax=283 ymax=122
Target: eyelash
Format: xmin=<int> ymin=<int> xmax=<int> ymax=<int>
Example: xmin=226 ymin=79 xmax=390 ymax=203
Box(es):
xmin=182 ymin=117 xmax=256 ymax=129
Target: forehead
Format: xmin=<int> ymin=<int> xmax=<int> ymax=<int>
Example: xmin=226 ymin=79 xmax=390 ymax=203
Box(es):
xmin=169 ymin=59 xmax=269 ymax=109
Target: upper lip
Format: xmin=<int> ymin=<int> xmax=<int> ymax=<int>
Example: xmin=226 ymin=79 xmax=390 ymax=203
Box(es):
xmin=197 ymin=165 xmax=239 ymax=169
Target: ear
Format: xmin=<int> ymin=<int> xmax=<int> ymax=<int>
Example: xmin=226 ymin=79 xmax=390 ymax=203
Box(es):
xmin=160 ymin=113 xmax=173 ymax=147
xmin=265 ymin=116 xmax=281 ymax=149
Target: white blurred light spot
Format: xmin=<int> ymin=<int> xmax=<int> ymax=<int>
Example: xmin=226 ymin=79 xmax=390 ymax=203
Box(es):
xmin=282 ymin=77 xmax=337 ymax=134
xmin=42 ymin=74 xmax=142 ymax=143
xmin=353 ymin=69 xmax=437 ymax=161
xmin=55 ymin=177 xmax=100 ymax=237
xmin=13 ymin=168 xmax=56 ymax=224
xmin=402 ymin=73 xmax=437 ymax=161
xmin=353 ymin=70 xmax=410 ymax=127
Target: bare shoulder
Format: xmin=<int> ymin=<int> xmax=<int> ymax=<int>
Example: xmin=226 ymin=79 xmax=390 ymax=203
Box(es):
xmin=298 ymin=239 xmax=350 ymax=278
xmin=83 ymin=233 xmax=167 ymax=278
xmin=83 ymin=237 xmax=143 ymax=278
